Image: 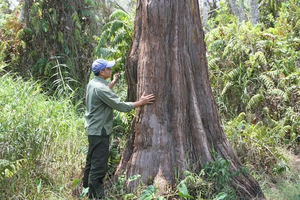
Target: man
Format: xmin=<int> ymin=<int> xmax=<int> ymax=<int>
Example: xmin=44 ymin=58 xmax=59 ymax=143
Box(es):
xmin=83 ymin=58 xmax=155 ymax=198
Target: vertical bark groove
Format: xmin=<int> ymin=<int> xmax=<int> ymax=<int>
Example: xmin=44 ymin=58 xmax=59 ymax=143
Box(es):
xmin=117 ymin=0 xmax=265 ymax=198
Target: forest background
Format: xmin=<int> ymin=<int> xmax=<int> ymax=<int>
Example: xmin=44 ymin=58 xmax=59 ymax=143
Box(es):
xmin=0 ymin=0 xmax=299 ymax=199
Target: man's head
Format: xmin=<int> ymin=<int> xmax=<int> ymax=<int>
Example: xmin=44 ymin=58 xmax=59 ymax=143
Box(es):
xmin=92 ymin=59 xmax=115 ymax=79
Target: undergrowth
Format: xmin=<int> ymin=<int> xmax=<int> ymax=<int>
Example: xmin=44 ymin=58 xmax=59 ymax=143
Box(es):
xmin=0 ymin=71 xmax=86 ymax=199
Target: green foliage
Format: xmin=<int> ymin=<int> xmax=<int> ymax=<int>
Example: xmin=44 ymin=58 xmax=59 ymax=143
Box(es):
xmin=206 ymin=1 xmax=300 ymax=142
xmin=247 ymin=94 xmax=264 ymax=111
xmin=0 ymin=9 xmax=24 ymax=70
xmin=225 ymin=113 xmax=289 ymax=175
xmin=259 ymin=0 xmax=282 ymax=26
xmin=95 ymin=9 xmax=134 ymax=74
xmin=177 ymin=158 xmax=238 ymax=200
xmin=107 ymin=109 xmax=134 ymax=175
xmin=177 ymin=182 xmax=194 ymax=199
xmin=262 ymin=150 xmax=300 ymax=199
xmin=139 ymin=185 xmax=157 ymax=200
xmin=105 ymin=174 xmax=168 ymax=200
xmin=203 ymin=157 xmax=232 ymax=190
xmin=205 ymin=2 xmax=236 ymax=30
xmin=50 ymin=56 xmax=77 ymax=97
xmin=0 ymin=0 xmax=102 ymax=101
xmin=0 ymin=71 xmax=86 ymax=198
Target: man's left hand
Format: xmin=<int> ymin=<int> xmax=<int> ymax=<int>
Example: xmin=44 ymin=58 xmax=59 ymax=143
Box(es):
xmin=113 ymin=72 xmax=120 ymax=82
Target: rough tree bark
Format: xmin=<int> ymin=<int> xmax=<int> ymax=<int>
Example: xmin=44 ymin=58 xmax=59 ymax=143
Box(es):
xmin=117 ymin=0 xmax=265 ymax=198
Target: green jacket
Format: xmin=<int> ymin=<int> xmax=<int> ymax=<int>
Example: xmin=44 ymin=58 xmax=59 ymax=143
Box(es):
xmin=84 ymin=76 xmax=133 ymax=135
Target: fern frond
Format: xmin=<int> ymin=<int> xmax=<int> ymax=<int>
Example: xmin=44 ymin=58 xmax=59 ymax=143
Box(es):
xmin=268 ymin=88 xmax=289 ymax=101
xmin=95 ymin=48 xmax=115 ymax=58
xmin=208 ymin=58 xmax=219 ymax=70
xmin=263 ymin=116 xmax=278 ymax=127
xmin=228 ymin=68 xmax=240 ymax=80
xmin=81 ymin=10 xmax=95 ymax=18
xmin=208 ymin=39 xmax=225 ymax=51
xmin=98 ymin=30 xmax=110 ymax=47
xmin=268 ymin=69 xmax=282 ymax=79
xmin=282 ymin=125 xmax=291 ymax=133
xmin=260 ymin=75 xmax=275 ymax=90
xmin=221 ymin=82 xmax=234 ymax=96
xmin=247 ymin=94 xmax=264 ymax=110
xmin=262 ymin=33 xmax=276 ymax=40
xmin=285 ymin=108 xmax=300 ymax=123
xmin=108 ymin=138 xmax=121 ymax=175
xmin=285 ymin=85 xmax=298 ymax=94
xmin=295 ymin=19 xmax=300 ymax=30
xmin=74 ymin=29 xmax=81 ymax=43
xmin=72 ymin=12 xmax=81 ymax=30
xmin=205 ymin=27 xmax=221 ymax=43
xmin=256 ymin=40 xmax=272 ymax=50
xmin=110 ymin=20 xmax=124 ymax=37
xmin=253 ymin=51 xmax=267 ymax=66
xmin=58 ymin=31 xmax=64 ymax=43
xmin=0 ymin=159 xmax=11 ymax=168
xmin=223 ymin=37 xmax=235 ymax=57
xmin=113 ymin=30 xmax=127 ymax=46
xmin=102 ymin=21 xmax=113 ymax=32
xmin=110 ymin=10 xmax=129 ymax=21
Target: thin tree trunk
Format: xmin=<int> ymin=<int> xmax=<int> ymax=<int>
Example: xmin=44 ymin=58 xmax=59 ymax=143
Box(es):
xmin=117 ymin=0 xmax=265 ymax=198
xmin=250 ymin=0 xmax=259 ymax=25
xmin=238 ymin=0 xmax=245 ymax=23
xmin=228 ymin=0 xmax=239 ymax=19
xmin=228 ymin=0 xmax=244 ymax=24
xmin=202 ymin=0 xmax=209 ymax=27
xmin=18 ymin=0 xmax=25 ymax=22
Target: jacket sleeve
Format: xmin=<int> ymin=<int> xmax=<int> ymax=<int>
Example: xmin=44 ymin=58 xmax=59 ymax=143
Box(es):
xmin=95 ymin=86 xmax=134 ymax=112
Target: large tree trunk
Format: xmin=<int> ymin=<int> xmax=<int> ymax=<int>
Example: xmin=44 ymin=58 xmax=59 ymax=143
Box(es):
xmin=117 ymin=0 xmax=265 ymax=198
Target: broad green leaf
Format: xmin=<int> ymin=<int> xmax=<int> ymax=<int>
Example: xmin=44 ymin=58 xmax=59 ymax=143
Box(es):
xmin=139 ymin=185 xmax=156 ymax=200
xmin=73 ymin=178 xmax=81 ymax=187
xmin=214 ymin=192 xmax=228 ymax=200
xmin=177 ymin=183 xmax=194 ymax=199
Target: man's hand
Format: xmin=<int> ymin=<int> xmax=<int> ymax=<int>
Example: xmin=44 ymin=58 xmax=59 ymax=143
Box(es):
xmin=133 ymin=92 xmax=155 ymax=108
xmin=140 ymin=92 xmax=155 ymax=104
xmin=108 ymin=72 xmax=121 ymax=89
xmin=113 ymin=72 xmax=120 ymax=82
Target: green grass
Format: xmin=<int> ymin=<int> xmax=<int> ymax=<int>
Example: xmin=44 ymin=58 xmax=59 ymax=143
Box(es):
xmin=0 ymin=72 xmax=87 ymax=199
xmin=265 ymin=181 xmax=300 ymax=200
xmin=261 ymin=151 xmax=300 ymax=200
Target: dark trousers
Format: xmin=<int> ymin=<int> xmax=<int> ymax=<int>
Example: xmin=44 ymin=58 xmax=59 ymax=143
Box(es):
xmin=83 ymin=129 xmax=109 ymax=199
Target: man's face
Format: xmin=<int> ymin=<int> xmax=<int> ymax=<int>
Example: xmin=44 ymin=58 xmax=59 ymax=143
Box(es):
xmin=100 ymin=67 xmax=112 ymax=79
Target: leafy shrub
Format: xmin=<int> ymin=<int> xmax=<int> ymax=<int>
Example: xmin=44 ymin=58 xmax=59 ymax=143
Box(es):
xmin=206 ymin=0 xmax=300 ymax=122
xmin=95 ymin=9 xmax=134 ymax=74
xmin=178 ymin=156 xmax=238 ymax=200
xmin=225 ymin=113 xmax=289 ymax=175
xmin=205 ymin=1 xmax=300 ymax=156
xmin=0 ymin=9 xmax=24 ymax=71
